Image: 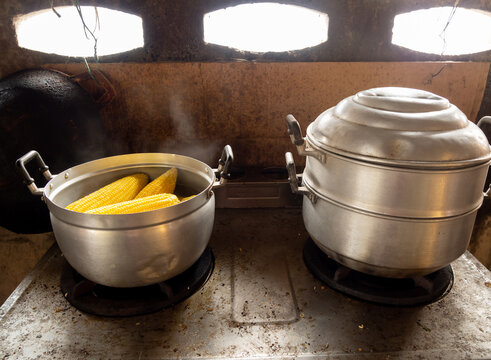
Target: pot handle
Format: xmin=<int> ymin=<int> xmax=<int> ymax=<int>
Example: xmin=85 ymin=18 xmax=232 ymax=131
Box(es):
xmin=15 ymin=150 xmax=53 ymax=196
xmin=211 ymin=145 xmax=234 ymax=191
xmin=477 ymin=116 xmax=491 ymax=198
xmin=286 ymin=114 xmax=325 ymax=162
xmin=286 ymin=114 xmax=305 ymax=146
xmin=477 ymin=116 xmax=491 ymax=139
xmin=285 ymin=152 xmax=317 ymax=203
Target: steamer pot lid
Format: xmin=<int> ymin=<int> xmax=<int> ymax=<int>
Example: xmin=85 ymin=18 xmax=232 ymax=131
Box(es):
xmin=307 ymin=87 xmax=491 ymax=167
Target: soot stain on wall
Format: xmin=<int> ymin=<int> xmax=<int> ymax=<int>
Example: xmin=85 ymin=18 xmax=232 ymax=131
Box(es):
xmin=46 ymin=61 xmax=489 ymax=168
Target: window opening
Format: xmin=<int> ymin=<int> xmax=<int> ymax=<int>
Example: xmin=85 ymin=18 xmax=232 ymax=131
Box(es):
xmin=203 ymin=3 xmax=328 ymax=52
xmin=14 ymin=6 xmax=143 ymax=57
xmin=392 ymin=7 xmax=491 ymax=55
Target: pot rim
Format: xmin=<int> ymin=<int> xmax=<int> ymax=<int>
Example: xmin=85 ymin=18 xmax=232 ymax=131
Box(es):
xmin=306 ymin=132 xmax=491 ymax=170
xmin=303 ymin=180 xmax=483 ymax=222
xmin=44 ymin=152 xmax=217 ymax=229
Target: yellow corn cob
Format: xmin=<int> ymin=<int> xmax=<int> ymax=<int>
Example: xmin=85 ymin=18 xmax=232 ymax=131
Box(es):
xmin=86 ymin=193 xmax=180 ymax=214
xmin=66 ymin=173 xmax=149 ymax=212
xmin=135 ymin=167 xmax=178 ymax=199
xmin=179 ymin=195 xmax=195 ymax=202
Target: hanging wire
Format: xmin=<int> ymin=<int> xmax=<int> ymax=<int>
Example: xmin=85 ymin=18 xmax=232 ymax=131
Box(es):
xmin=49 ymin=0 xmax=109 ymax=94
xmin=439 ymin=0 xmax=460 ymax=56
xmin=92 ymin=6 xmax=100 ymax=35
xmin=72 ymin=0 xmax=99 ymax=62
xmin=83 ymin=57 xmax=97 ymax=81
xmin=425 ymin=0 xmax=460 ymax=85
xmin=69 ymin=1 xmax=100 ymax=82
xmin=50 ymin=0 xmax=61 ymax=17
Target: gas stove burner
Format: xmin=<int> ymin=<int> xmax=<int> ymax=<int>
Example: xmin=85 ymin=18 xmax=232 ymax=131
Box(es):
xmin=303 ymin=238 xmax=453 ymax=307
xmin=60 ymin=247 xmax=214 ymax=317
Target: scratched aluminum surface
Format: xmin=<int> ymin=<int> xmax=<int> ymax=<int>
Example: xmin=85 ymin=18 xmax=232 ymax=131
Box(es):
xmin=1 ymin=208 xmax=491 ymax=360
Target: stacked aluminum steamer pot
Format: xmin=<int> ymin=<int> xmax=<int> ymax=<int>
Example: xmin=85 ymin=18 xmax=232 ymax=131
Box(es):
xmin=285 ymin=87 xmax=491 ymax=278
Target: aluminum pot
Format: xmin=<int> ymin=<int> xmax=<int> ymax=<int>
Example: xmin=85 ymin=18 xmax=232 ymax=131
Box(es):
xmin=16 ymin=146 xmax=233 ymax=287
xmin=285 ymin=87 xmax=491 ymax=278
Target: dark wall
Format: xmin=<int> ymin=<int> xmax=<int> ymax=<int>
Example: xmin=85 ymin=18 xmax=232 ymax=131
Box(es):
xmin=1 ymin=0 xmax=490 ymax=65
xmin=2 ymin=1 xmax=490 ymax=116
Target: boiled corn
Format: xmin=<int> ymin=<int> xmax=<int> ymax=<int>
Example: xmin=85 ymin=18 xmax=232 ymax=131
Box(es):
xmin=65 ymin=173 xmax=149 ymax=212
xmin=86 ymin=193 xmax=180 ymax=214
xmin=179 ymin=195 xmax=195 ymax=202
xmin=135 ymin=167 xmax=177 ymax=199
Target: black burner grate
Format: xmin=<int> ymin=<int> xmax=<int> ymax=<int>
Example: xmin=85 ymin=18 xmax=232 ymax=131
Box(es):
xmin=61 ymin=247 xmax=214 ymax=317
xmin=303 ymin=238 xmax=453 ymax=307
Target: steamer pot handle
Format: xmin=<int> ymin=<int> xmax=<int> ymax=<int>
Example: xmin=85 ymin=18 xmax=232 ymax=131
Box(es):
xmin=477 ymin=116 xmax=491 ymax=198
xmin=211 ymin=145 xmax=234 ymax=194
xmin=477 ymin=116 xmax=491 ymax=139
xmin=286 ymin=114 xmax=325 ymax=162
xmin=15 ymin=150 xmax=53 ymax=196
xmin=286 ymin=114 xmax=305 ymax=146
xmin=285 ymin=152 xmax=317 ymax=203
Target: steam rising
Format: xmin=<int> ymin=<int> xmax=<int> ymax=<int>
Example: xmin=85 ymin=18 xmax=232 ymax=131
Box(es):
xmin=163 ymin=91 xmax=220 ymax=165
xmin=93 ymin=76 xmax=224 ymax=166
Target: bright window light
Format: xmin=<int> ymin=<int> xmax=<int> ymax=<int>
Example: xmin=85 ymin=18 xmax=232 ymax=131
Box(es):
xmin=203 ymin=3 xmax=328 ymax=52
xmin=14 ymin=6 xmax=143 ymax=57
xmin=392 ymin=7 xmax=491 ymax=55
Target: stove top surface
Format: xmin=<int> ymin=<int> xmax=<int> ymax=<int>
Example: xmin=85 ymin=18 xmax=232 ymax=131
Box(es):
xmin=1 ymin=208 xmax=490 ymax=360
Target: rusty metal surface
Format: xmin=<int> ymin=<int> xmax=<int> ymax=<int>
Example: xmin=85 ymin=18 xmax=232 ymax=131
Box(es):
xmin=1 ymin=208 xmax=491 ymax=359
xmin=43 ymin=62 xmax=489 ymax=170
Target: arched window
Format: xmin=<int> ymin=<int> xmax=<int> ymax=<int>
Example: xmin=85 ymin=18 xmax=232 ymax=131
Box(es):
xmin=392 ymin=7 xmax=491 ymax=55
xmin=14 ymin=6 xmax=143 ymax=57
xmin=203 ymin=3 xmax=328 ymax=52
